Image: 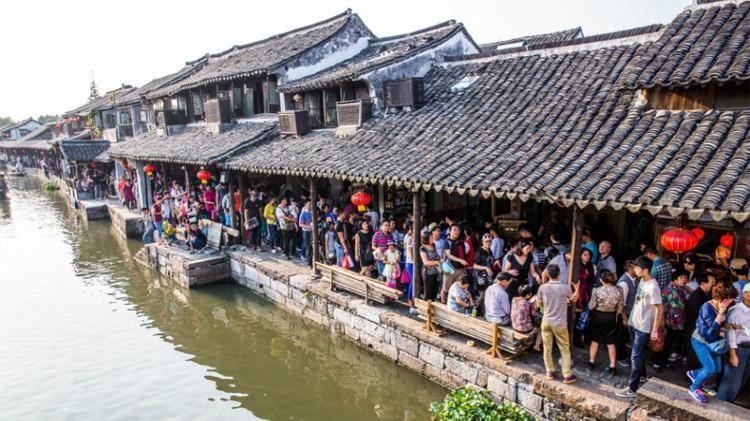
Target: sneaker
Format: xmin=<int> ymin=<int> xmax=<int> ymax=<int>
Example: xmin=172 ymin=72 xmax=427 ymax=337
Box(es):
xmin=270 ymin=249 xmax=277 ymax=254
xmin=615 ymin=387 xmax=636 ymax=399
xmin=587 ymin=362 xmax=597 ymax=370
xmin=687 ymin=369 xmax=697 ymax=384
xmin=617 ymin=359 xmax=630 ymax=368
xmin=702 ymin=387 xmax=717 ymax=397
xmin=604 ymin=367 xmax=617 ymax=376
xmin=689 ymin=389 xmax=707 ymax=404
xmin=562 ymin=375 xmax=577 ymax=384
xmin=546 ymin=372 xmax=555 ymax=380
xmin=668 ymin=353 xmax=680 ymax=363
xmin=652 ymin=363 xmax=663 ymax=373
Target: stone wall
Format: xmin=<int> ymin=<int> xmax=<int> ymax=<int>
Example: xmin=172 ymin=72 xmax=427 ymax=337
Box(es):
xmin=107 ymin=204 xmax=143 ymax=239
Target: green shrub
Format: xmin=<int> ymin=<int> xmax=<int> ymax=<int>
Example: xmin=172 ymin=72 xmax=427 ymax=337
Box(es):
xmin=42 ymin=180 xmax=60 ymax=191
xmin=430 ymin=386 xmax=535 ymax=421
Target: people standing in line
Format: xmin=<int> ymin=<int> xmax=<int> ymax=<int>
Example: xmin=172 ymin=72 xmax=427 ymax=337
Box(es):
xmin=683 ymin=254 xmax=701 ymax=292
xmin=141 ymin=207 xmax=155 ymax=244
xmin=504 ymin=238 xmax=540 ymax=299
xmin=687 ymin=283 xmax=735 ymax=403
xmin=372 ymin=221 xmax=393 ymax=277
xmin=652 ymin=271 xmax=690 ymax=371
xmin=616 ymin=260 xmax=638 ymax=366
xmin=685 ymin=275 xmax=717 ymax=370
xmin=354 ymin=219 xmax=374 ymax=277
xmin=275 ymin=197 xmax=297 ymax=260
xmin=382 ymin=241 xmax=401 ymax=289
xmin=616 ymin=256 xmax=664 ymax=399
xmin=597 ymin=241 xmax=617 ymax=278
xmin=298 ymin=200 xmax=313 ymax=265
xmin=581 ymin=228 xmax=599 ymax=264
xmin=484 ymin=272 xmax=512 ymax=326
xmin=537 ymin=264 xmax=580 ymax=384
xmin=573 ymin=248 xmax=596 ymax=348
xmin=244 ymin=191 xmax=262 ymax=251
xmin=442 ymin=224 xmax=469 ymax=304
xmin=587 ymin=269 xmax=627 ymax=375
xmin=419 ymin=232 xmax=441 ymax=301
xmin=263 ymin=196 xmax=279 ymax=252
xmin=644 ymin=247 xmax=673 ymax=290
xmin=490 ymin=227 xmax=505 ymax=262
xmin=717 ymin=283 xmax=750 ymax=403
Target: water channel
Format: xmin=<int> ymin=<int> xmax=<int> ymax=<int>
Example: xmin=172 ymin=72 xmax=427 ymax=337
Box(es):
xmin=0 ymin=176 xmax=445 ymax=420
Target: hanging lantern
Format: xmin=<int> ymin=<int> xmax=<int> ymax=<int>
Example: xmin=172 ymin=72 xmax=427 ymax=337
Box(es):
xmin=660 ymin=228 xmax=699 ymax=253
xmin=720 ymin=233 xmax=734 ymax=248
xmin=351 ymin=191 xmax=371 ymax=212
xmin=143 ymin=164 xmax=156 ymax=177
xmin=691 ymin=227 xmax=705 ymax=240
xmin=197 ymin=169 xmax=212 ymax=185
xmin=716 ymin=245 xmax=731 ymax=260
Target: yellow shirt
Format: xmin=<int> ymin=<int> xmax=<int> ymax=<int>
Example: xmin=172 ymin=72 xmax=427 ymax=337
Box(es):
xmin=264 ymin=203 xmax=277 ymax=224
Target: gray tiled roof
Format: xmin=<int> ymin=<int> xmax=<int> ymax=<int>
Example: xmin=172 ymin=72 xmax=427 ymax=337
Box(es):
xmin=147 ymin=11 xmax=358 ymax=98
xmin=224 ymin=35 xmax=750 ymax=222
xmin=60 ymin=140 xmax=111 ymax=163
xmin=65 ymin=86 xmax=137 ymax=116
xmin=480 ymin=27 xmax=582 ymax=53
xmin=19 ymin=122 xmax=55 ymax=141
xmin=622 ymin=0 xmax=750 ymax=88
xmin=120 ymin=60 xmax=209 ymax=105
xmin=0 ymin=139 xmax=53 ymax=151
xmin=109 ymin=121 xmax=277 ymax=165
xmin=279 ymin=21 xmax=469 ymax=93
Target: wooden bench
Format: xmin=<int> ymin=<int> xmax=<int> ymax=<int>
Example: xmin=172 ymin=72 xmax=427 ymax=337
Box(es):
xmin=318 ymin=263 xmax=402 ymax=305
xmin=415 ymin=299 xmax=534 ymax=357
xmin=174 ymin=219 xmax=239 ymax=249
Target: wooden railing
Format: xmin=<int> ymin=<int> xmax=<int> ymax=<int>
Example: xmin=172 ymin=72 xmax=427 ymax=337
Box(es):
xmin=415 ymin=299 xmax=535 ymax=357
xmin=317 ymin=263 xmax=402 ymax=305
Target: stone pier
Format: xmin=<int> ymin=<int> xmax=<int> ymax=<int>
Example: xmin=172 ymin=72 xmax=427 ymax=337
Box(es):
xmin=136 ymin=244 xmax=229 ymax=288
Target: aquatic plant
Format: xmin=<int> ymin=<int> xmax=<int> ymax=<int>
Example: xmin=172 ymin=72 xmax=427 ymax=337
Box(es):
xmin=430 ymin=386 xmax=534 ymax=421
xmin=42 ymin=180 xmax=60 ymax=191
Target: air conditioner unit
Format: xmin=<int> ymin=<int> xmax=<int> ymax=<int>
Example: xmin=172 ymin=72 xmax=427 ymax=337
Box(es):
xmin=336 ymin=99 xmax=373 ymax=127
xmin=384 ymin=78 xmax=424 ymax=109
xmin=278 ymin=110 xmax=310 ymax=136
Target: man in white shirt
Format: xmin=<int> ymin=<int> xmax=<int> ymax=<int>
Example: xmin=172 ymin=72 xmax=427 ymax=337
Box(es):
xmin=484 ymin=272 xmax=512 ymax=325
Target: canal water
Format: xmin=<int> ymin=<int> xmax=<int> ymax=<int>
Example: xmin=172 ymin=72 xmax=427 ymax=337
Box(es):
xmin=0 ymin=176 xmax=445 ymax=420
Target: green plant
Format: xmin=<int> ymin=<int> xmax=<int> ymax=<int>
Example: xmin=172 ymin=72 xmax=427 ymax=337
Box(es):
xmin=430 ymin=386 xmax=534 ymax=421
xmin=42 ymin=180 xmax=60 ymax=191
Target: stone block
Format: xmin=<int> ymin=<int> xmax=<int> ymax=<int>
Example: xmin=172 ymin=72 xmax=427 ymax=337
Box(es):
xmin=488 ymin=375 xmax=516 ymax=402
xmin=444 ymin=355 xmax=478 ymax=383
xmin=230 ymin=259 xmax=242 ymax=276
xmin=291 ymin=288 xmax=307 ymax=305
xmin=419 ymin=343 xmax=445 ymax=368
xmin=398 ymin=350 xmax=426 ymax=373
xmin=354 ymin=302 xmax=387 ymax=324
xmin=264 ymin=288 xmax=286 ymax=305
xmin=332 ymin=308 xmax=352 ymax=326
xmin=393 ymin=334 xmax=419 ymax=357
xmin=269 ymin=279 xmax=289 ymax=296
xmin=361 ymin=333 xmax=398 ymax=361
xmin=244 ymin=265 xmax=259 ymax=283
xmin=475 ymin=368 xmax=489 ymax=388
xmin=517 ymin=389 xmax=543 ymax=414
xmin=425 ymin=364 xmax=463 ymax=389
xmin=289 ymin=274 xmax=310 ymax=290
xmin=344 ymin=325 xmax=360 ymax=341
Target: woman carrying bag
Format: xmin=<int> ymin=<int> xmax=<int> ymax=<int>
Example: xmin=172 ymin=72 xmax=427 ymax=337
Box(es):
xmin=687 ymin=283 xmax=736 ymax=403
xmin=587 ymin=270 xmax=627 ymax=375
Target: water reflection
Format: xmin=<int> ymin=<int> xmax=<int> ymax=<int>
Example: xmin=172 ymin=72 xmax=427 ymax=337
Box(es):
xmin=0 ymin=176 xmax=444 ymax=421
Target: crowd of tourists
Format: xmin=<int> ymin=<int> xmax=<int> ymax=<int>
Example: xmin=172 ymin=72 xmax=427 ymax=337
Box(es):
xmin=134 ymin=181 xmax=749 ymax=405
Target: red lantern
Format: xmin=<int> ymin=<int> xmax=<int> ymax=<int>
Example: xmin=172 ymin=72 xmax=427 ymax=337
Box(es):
xmin=143 ymin=164 xmax=156 ymax=177
xmin=351 ymin=191 xmax=371 ymax=212
xmin=716 ymin=245 xmax=731 ymax=260
xmin=660 ymin=228 xmax=699 ymax=254
xmin=720 ymin=233 xmax=734 ymax=248
xmin=197 ymin=169 xmax=212 ymax=185
xmin=691 ymin=227 xmax=705 ymax=240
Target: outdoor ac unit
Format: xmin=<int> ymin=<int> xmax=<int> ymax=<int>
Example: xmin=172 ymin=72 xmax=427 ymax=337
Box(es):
xmin=204 ymin=98 xmax=232 ymax=124
xmin=336 ymin=99 xmax=373 ymax=127
xmin=278 ymin=110 xmax=310 ymax=136
xmin=384 ymin=78 xmax=424 ymax=109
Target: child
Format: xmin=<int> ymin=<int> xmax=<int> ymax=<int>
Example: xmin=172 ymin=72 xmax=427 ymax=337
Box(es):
xmin=383 ymin=240 xmax=400 ymax=289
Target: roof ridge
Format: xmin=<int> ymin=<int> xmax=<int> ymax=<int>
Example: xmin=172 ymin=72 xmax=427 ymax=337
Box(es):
xmin=374 ymin=20 xmax=458 ymax=43
xmin=189 ymin=9 xmax=352 ymax=63
xmin=481 ymin=26 xmax=583 ymax=48
xmin=445 ymin=23 xmax=662 ymax=64
xmin=689 ymin=0 xmax=750 ymax=11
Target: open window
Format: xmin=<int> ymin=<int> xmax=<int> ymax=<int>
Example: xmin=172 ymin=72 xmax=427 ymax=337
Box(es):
xmin=647 ymin=80 xmax=750 ymax=111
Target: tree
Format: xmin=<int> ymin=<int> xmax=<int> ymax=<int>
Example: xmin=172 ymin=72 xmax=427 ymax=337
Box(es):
xmin=89 ymin=77 xmax=100 ymax=102
xmin=37 ymin=114 xmax=60 ymax=124
xmin=0 ymin=116 xmax=13 ymax=126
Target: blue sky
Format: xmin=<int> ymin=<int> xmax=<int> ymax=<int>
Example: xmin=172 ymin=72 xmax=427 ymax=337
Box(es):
xmin=0 ymin=0 xmax=689 ymax=120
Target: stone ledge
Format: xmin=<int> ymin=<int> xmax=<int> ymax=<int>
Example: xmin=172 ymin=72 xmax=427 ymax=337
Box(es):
xmin=533 ymin=373 xmax=630 ymax=421
xmin=636 ymin=378 xmax=750 ymax=421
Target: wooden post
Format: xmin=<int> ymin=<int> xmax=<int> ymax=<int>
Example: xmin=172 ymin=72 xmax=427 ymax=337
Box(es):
xmin=486 ymin=323 xmax=500 ymax=358
xmin=568 ymin=206 xmax=583 ymax=285
xmin=227 ymin=170 xmax=235 ymax=229
xmin=184 ymin=167 xmax=190 ymax=194
xmin=310 ymin=178 xmax=320 ymax=275
xmin=238 ymin=174 xmax=246 ymax=244
xmin=412 ymin=188 xmax=422 ymax=304
xmin=378 ymin=184 xmax=385 ymax=217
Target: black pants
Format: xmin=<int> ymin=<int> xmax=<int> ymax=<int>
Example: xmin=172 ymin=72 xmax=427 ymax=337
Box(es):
xmin=423 ymin=273 xmax=439 ymax=301
xmin=653 ymin=327 xmax=685 ymax=366
xmin=281 ymin=229 xmax=294 ymax=257
xmin=248 ymin=226 xmax=261 ymax=248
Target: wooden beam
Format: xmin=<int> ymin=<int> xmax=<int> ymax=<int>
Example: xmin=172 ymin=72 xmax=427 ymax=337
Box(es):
xmin=310 ymin=178 xmax=320 ymax=273
xmin=568 ymin=205 xmax=583 ymax=285
xmin=412 ymin=188 xmax=422 ymax=304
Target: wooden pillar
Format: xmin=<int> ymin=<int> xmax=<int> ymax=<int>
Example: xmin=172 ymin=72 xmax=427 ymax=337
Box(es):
xmin=238 ymin=173 xmax=246 ymax=244
xmin=568 ymin=206 xmax=583 ymax=285
xmin=378 ymin=184 xmax=385 ymax=218
xmin=412 ymin=189 xmax=423 ymax=303
xmin=310 ymin=178 xmax=320 ymax=274
xmin=184 ymin=167 xmax=190 ymax=194
xmin=227 ymin=170 xmax=235 ymax=229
